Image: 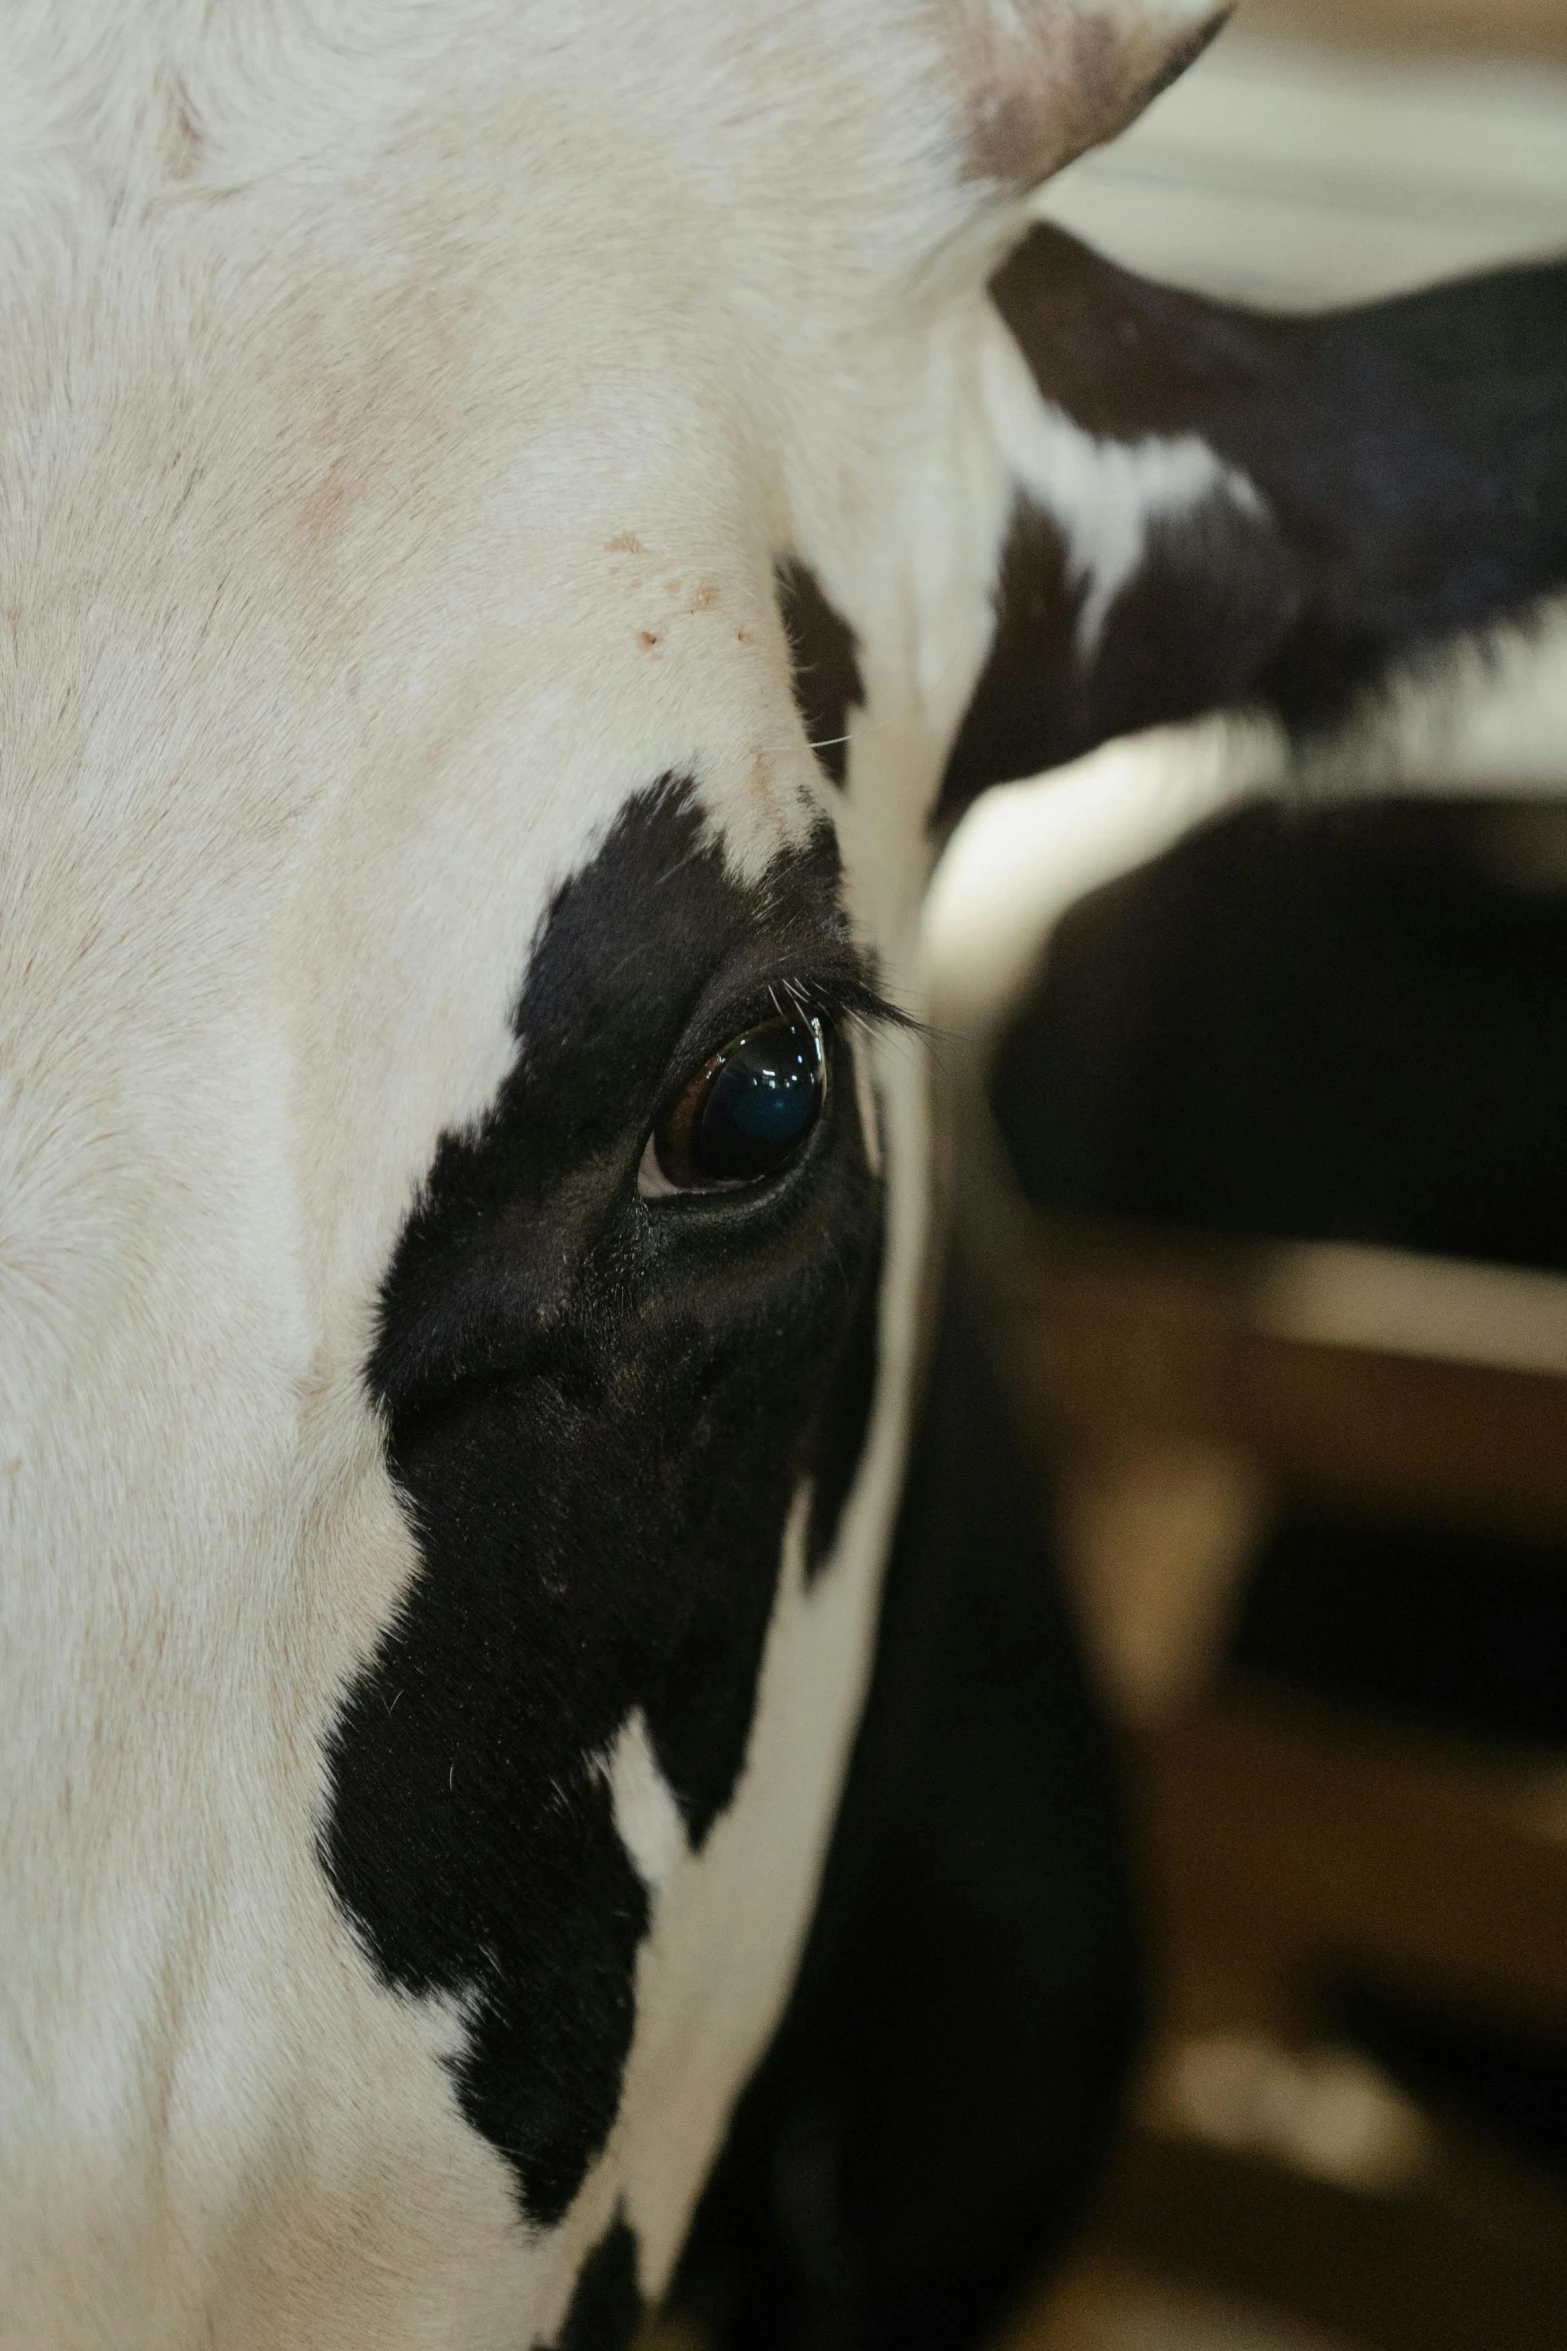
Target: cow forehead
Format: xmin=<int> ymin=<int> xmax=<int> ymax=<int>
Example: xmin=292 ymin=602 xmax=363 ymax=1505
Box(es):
xmin=0 ymin=175 xmax=843 ymax=1292
xmin=0 ymin=0 xmax=952 ymax=1595
xmin=0 ymin=0 xmax=984 ymax=1154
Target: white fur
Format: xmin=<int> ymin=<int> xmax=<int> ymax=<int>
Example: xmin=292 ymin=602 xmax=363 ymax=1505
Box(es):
xmin=923 ymin=710 xmax=1288 ymax=1043
xmin=601 ymin=1713 xmax=688 ymax=1894
xmin=0 ymin=2 xmax=1214 ymax=2343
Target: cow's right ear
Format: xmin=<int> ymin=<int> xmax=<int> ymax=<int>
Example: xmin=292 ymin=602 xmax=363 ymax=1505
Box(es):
xmin=937 ymin=224 xmax=1567 ymax=824
xmin=927 ymin=0 xmax=1234 ymax=195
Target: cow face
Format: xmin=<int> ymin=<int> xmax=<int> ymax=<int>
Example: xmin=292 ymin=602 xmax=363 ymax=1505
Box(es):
xmin=0 ymin=5 xmax=1225 ymax=2345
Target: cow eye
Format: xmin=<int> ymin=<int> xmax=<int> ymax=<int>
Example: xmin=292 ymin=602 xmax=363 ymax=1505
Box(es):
xmin=639 ymin=1015 xmax=827 ymax=1196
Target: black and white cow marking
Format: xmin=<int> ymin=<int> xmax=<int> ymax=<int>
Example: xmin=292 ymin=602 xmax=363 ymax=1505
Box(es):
xmin=0 ymin=4 xmax=1564 ymax=2347
xmin=327 ymin=779 xmax=888 ymax=2228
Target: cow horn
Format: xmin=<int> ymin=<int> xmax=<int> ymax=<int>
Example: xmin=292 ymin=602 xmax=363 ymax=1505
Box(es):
xmin=945 ymin=0 xmax=1233 ymax=188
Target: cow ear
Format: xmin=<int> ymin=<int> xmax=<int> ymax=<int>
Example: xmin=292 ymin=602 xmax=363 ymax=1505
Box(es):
xmin=938 ymin=0 xmax=1233 ymax=190
xmin=937 ymin=224 xmax=1567 ymax=823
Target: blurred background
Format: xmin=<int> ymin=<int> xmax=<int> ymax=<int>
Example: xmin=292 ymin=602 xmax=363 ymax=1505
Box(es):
xmin=922 ymin=4 xmax=1567 ymax=2348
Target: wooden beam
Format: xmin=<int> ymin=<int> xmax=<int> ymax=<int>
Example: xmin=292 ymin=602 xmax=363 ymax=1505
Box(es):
xmin=1002 ymin=1217 xmax=1567 ymax=1543
xmin=1145 ymin=1691 xmax=1567 ymax=2036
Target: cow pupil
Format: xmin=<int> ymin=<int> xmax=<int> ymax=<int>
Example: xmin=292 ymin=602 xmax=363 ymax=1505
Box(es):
xmin=648 ymin=1016 xmax=826 ymax=1192
xmin=699 ymin=1018 xmax=823 ymax=1178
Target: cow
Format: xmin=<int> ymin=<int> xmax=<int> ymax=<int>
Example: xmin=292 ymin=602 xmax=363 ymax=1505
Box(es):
xmin=1 ymin=4 xmax=1563 ymax=2347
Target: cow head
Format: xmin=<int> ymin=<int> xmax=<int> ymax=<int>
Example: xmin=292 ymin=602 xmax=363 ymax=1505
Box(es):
xmin=0 ymin=5 xmax=1226 ymax=2345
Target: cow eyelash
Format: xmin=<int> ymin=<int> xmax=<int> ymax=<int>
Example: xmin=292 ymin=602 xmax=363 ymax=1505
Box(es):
xmin=637 ymin=975 xmax=912 ymax=1202
xmin=669 ymin=969 xmax=915 ymax=1089
xmin=762 ymin=974 xmax=918 ymax=1038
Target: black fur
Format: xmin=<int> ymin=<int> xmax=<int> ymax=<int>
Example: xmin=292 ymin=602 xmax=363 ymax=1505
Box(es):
xmin=806 ymin=1212 xmax=883 ymax=1581
xmin=550 ymin=2217 xmax=643 ymax=2351
xmin=777 ymin=559 xmax=865 ymax=790
xmin=993 ymin=797 xmax=1567 ymax=1262
xmin=941 ymin=226 xmax=1567 ymax=815
xmin=323 ymin=778 xmax=884 ymax=2225
xmin=676 ymin=1285 xmax=1138 ymax=2351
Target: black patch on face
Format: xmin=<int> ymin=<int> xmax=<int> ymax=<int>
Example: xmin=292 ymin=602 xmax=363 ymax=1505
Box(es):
xmin=776 ymin=559 xmax=864 ymax=789
xmin=939 ymin=222 xmax=1567 ymax=819
xmin=323 ymin=778 xmax=885 ymax=2227
xmin=805 ymin=1210 xmax=883 ymax=1581
xmin=550 ymin=2215 xmax=642 ymax=2351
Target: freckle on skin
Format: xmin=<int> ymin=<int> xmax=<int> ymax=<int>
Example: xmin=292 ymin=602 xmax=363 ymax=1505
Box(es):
xmin=663 ymin=578 xmax=682 ymax=596
xmin=690 ymin=582 xmax=719 ymax=611
xmin=605 ymin=532 xmax=647 ymax=554
xmin=639 ymin=630 xmax=660 ymax=649
xmin=736 ymin=627 xmax=754 ymax=644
